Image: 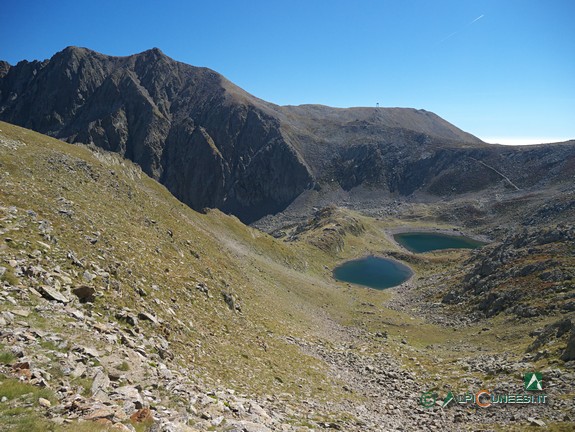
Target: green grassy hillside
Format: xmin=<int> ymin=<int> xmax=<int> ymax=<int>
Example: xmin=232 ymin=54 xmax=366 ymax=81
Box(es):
xmin=1 ymin=121 xmax=573 ymax=431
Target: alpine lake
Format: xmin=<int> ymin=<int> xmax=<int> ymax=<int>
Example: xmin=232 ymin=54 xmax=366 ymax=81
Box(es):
xmin=333 ymin=231 xmax=486 ymax=290
xmin=393 ymin=232 xmax=486 ymax=253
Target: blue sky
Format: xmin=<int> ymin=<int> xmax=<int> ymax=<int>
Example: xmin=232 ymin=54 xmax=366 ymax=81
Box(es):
xmin=1 ymin=0 xmax=574 ymax=144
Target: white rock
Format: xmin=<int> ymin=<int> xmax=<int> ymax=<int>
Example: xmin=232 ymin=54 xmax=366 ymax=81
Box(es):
xmin=248 ymin=402 xmax=271 ymax=420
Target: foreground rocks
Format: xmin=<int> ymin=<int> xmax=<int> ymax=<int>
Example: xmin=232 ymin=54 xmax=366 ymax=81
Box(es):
xmin=5 ymin=249 xmax=573 ymax=432
xmin=1 ymin=196 xmax=575 ymax=431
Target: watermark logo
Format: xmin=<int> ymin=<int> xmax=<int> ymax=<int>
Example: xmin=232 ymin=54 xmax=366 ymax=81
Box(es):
xmin=442 ymin=391 xmax=454 ymax=408
xmin=420 ymin=372 xmax=548 ymax=408
xmin=524 ymin=372 xmax=543 ymax=391
xmin=420 ymin=391 xmax=436 ymax=408
xmin=476 ymin=389 xmax=492 ymax=408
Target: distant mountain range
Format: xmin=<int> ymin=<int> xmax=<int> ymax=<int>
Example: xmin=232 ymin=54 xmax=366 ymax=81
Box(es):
xmin=1 ymin=47 xmax=574 ymax=222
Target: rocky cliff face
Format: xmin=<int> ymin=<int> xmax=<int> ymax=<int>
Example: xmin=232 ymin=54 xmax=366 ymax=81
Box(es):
xmin=1 ymin=47 xmax=574 ymax=222
xmin=0 ymin=47 xmax=313 ymax=223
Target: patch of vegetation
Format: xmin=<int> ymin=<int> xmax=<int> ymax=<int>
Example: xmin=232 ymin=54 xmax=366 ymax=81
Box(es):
xmin=59 ymin=423 xmax=114 ymax=432
xmin=0 ymin=377 xmax=55 ymax=403
xmin=0 ymin=376 xmax=60 ymax=432
xmin=0 ymin=351 xmax=16 ymax=365
xmin=0 ymin=267 xmax=19 ymax=286
xmin=132 ymin=419 xmax=155 ymax=432
xmin=39 ymin=340 xmax=65 ymax=352
xmin=70 ymin=377 xmax=93 ymax=397
xmin=116 ymin=361 xmax=130 ymax=371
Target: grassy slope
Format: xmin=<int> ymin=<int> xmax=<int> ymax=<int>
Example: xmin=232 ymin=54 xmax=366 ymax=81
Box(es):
xmin=0 ymin=121 xmax=339 ymax=396
xmin=1 ymin=121 xmax=572 ymax=430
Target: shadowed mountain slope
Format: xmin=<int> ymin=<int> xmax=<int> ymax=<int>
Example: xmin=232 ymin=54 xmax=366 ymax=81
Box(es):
xmin=1 ymin=47 xmax=574 ymax=222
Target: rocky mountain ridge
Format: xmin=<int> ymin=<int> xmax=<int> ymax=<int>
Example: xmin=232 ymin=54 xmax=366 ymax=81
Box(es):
xmin=0 ymin=47 xmax=313 ymax=223
xmin=3 ymin=47 xmax=574 ymax=223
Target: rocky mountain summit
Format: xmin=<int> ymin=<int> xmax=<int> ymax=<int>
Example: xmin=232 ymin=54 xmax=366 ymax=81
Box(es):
xmin=2 ymin=47 xmax=574 ymax=223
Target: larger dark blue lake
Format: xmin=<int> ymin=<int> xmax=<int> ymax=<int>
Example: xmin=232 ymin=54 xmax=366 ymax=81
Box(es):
xmin=393 ymin=232 xmax=485 ymax=253
xmin=333 ymin=256 xmax=413 ymax=290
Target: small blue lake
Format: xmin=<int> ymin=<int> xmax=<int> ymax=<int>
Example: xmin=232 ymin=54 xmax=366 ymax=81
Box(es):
xmin=333 ymin=256 xmax=413 ymax=290
xmin=393 ymin=232 xmax=486 ymax=253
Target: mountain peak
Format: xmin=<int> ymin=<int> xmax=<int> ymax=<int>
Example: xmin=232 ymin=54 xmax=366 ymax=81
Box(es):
xmin=4 ymin=47 xmax=572 ymax=223
xmin=54 ymin=46 xmax=168 ymax=63
xmin=49 ymin=46 xmax=103 ymax=66
xmin=57 ymin=45 xmax=91 ymax=58
xmin=130 ymin=47 xmax=169 ymax=62
xmin=144 ymin=47 xmax=165 ymax=56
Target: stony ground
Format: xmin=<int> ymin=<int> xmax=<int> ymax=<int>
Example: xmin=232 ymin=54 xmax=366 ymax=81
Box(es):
xmin=3 ymin=245 xmax=574 ymax=431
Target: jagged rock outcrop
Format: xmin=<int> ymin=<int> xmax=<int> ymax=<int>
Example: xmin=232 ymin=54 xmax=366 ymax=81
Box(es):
xmin=1 ymin=47 xmax=575 ymax=222
xmin=443 ymin=225 xmax=575 ymax=318
xmin=273 ymin=206 xmax=365 ymax=254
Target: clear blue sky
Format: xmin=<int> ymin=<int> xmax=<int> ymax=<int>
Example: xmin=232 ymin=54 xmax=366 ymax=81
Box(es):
xmin=1 ymin=0 xmax=574 ymax=144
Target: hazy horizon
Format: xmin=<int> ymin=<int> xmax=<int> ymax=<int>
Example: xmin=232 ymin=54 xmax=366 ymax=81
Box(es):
xmin=482 ymin=136 xmax=574 ymax=146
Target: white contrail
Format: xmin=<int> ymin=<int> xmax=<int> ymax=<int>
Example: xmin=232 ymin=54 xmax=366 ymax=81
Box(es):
xmin=439 ymin=14 xmax=485 ymax=43
xmin=470 ymin=14 xmax=485 ymax=24
xmin=440 ymin=31 xmax=459 ymax=43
